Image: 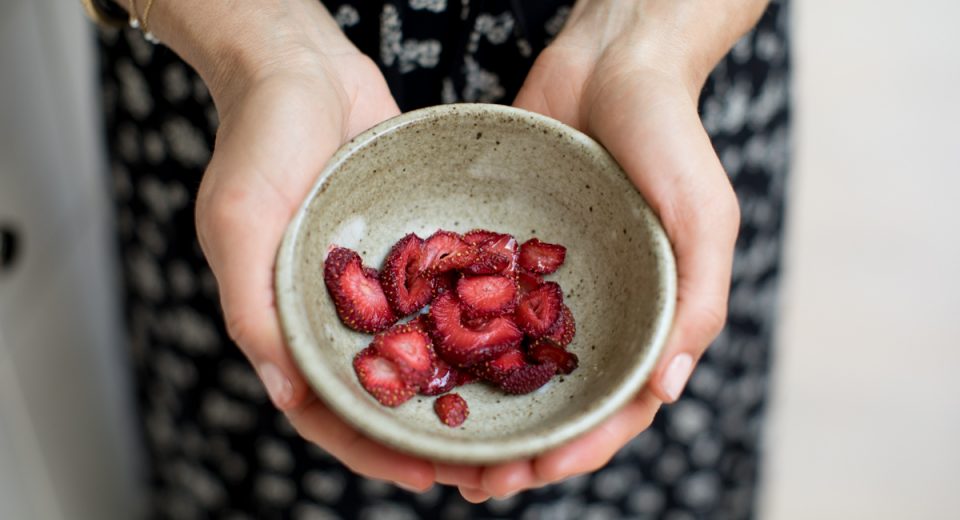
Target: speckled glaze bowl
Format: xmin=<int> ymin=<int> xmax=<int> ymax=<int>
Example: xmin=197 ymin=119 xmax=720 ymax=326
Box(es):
xmin=276 ymin=104 xmax=676 ymax=464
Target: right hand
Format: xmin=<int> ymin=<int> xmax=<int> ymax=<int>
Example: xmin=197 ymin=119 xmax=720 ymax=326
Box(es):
xmin=139 ymin=0 xmax=444 ymax=490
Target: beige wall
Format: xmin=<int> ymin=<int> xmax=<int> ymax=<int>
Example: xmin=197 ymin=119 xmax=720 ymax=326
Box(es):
xmin=760 ymin=1 xmax=960 ymax=518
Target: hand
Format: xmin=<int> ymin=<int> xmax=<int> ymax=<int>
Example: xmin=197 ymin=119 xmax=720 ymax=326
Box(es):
xmin=450 ymin=0 xmax=768 ymax=501
xmin=142 ymin=0 xmax=438 ymax=491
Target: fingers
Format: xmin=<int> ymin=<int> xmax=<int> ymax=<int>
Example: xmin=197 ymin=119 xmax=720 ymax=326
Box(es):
xmin=434 ymin=463 xmax=483 ymax=488
xmin=480 ymin=460 xmax=539 ymax=499
xmin=532 ymin=390 xmax=661 ymax=482
xmin=286 ymin=398 xmax=435 ymax=491
xmin=458 ymin=487 xmax=491 ymax=503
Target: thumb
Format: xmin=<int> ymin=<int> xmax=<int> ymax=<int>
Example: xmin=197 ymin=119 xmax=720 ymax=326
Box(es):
xmin=195 ymin=87 xmax=346 ymax=411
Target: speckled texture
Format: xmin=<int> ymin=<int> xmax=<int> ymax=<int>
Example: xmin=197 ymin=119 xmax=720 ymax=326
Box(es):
xmin=276 ymin=104 xmax=676 ymax=463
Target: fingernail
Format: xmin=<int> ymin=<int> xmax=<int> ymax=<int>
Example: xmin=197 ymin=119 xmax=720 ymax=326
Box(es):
xmin=395 ymin=482 xmax=424 ymax=493
xmin=661 ymin=353 xmax=693 ymax=402
xmin=259 ymin=363 xmax=293 ymax=409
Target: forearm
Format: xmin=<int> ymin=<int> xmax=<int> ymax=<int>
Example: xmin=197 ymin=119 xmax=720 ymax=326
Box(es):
xmin=559 ymin=0 xmax=770 ymax=89
xmin=114 ymin=0 xmax=356 ymax=106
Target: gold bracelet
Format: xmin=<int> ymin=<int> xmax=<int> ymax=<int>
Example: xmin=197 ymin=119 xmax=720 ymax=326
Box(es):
xmin=80 ymin=0 xmax=127 ymax=28
xmin=129 ymin=0 xmax=159 ymax=43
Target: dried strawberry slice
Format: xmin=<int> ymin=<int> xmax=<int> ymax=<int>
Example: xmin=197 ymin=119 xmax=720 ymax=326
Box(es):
xmin=463 ymin=229 xmax=504 ymax=245
xmin=428 ymin=292 xmax=522 ymax=367
xmin=405 ymin=314 xmax=430 ymax=333
xmin=463 ymin=252 xmax=512 ymax=275
xmin=419 ymin=357 xmax=459 ymax=396
xmin=529 ymin=339 xmax=579 ymax=375
xmin=432 ymin=270 xmax=459 ymax=298
xmin=418 ymin=231 xmax=478 ymax=274
xmin=379 ymin=234 xmax=434 ymax=317
xmin=456 ymin=275 xmax=517 ymax=319
xmin=517 ymin=269 xmax=543 ymax=294
xmin=434 ymin=393 xmax=469 ymax=427
xmin=324 ymin=247 xmax=397 ymax=333
xmin=475 ymin=348 xmax=556 ymax=394
xmin=514 ymin=281 xmax=564 ymax=338
xmin=353 ymin=347 xmax=415 ymax=407
xmin=544 ymin=304 xmax=576 ymax=347
xmin=372 ymin=323 xmax=434 ymax=388
xmin=518 ymin=238 xmax=567 ymax=274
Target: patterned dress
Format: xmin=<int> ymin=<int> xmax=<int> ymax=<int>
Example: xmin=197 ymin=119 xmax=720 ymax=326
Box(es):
xmin=98 ymin=1 xmax=790 ymax=518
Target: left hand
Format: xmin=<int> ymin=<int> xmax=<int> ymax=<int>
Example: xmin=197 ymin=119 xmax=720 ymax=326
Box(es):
xmin=443 ymin=0 xmax=769 ymax=501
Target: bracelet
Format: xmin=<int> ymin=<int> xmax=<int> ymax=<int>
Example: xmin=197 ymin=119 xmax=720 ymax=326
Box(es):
xmin=129 ymin=0 xmax=159 ymax=44
xmin=80 ymin=0 xmax=128 ymax=28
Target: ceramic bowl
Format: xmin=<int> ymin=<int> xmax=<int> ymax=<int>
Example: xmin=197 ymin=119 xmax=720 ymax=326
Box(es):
xmin=275 ymin=104 xmax=676 ymax=464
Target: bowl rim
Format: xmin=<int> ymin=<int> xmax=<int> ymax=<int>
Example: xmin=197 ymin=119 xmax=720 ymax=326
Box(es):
xmin=275 ymin=103 xmax=676 ymax=464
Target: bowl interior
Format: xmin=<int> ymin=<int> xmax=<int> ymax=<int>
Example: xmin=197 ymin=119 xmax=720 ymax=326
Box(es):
xmin=277 ymin=104 xmax=674 ymax=463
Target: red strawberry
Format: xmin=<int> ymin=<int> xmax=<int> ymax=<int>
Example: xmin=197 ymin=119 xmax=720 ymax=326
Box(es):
xmin=514 ymin=282 xmax=564 ymax=338
xmin=419 ymin=357 xmax=459 ymax=396
xmin=434 ymin=393 xmax=469 ymax=427
xmin=406 ymin=314 xmax=430 ymax=333
xmin=463 ymin=251 xmax=512 ymax=275
xmin=432 ymin=270 xmax=459 ymax=298
xmin=518 ymin=238 xmax=567 ymax=274
xmin=472 ymin=347 xmax=526 ymax=382
xmin=428 ymin=292 xmax=522 ymax=367
xmin=324 ymin=247 xmax=397 ymax=333
xmin=455 ymin=367 xmax=478 ymax=386
xmin=529 ymin=339 xmax=579 ymax=375
xmin=418 ymin=231 xmax=478 ymax=274
xmin=544 ymin=304 xmax=576 ymax=347
xmin=380 ymin=234 xmax=434 ymax=316
xmin=463 ymin=231 xmax=518 ymax=276
xmin=456 ymin=275 xmax=517 ymax=319
xmin=372 ymin=324 xmax=434 ymax=388
xmin=353 ymin=347 xmax=415 ymax=407
xmin=475 ymin=348 xmax=556 ymax=394
xmin=463 ymin=229 xmax=504 ymax=245
xmin=517 ymin=269 xmax=543 ymax=294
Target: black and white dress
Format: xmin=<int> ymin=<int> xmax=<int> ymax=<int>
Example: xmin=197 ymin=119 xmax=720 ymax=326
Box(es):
xmin=98 ymin=1 xmax=790 ymax=518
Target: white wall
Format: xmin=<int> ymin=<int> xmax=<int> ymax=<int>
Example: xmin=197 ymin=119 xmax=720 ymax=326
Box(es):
xmin=0 ymin=2 xmax=143 ymax=519
xmin=760 ymin=1 xmax=960 ymax=518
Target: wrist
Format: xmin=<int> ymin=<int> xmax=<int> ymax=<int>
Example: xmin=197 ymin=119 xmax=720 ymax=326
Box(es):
xmin=121 ymin=0 xmax=357 ymax=109
xmin=558 ymin=0 xmax=769 ymax=93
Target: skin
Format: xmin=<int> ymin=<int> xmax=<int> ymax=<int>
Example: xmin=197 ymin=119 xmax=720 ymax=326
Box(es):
xmin=126 ymin=0 xmax=768 ymax=501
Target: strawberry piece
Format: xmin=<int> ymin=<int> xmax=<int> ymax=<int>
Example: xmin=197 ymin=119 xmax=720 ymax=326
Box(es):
xmin=434 ymin=393 xmax=469 ymax=427
xmin=432 ymin=271 xmax=459 ymax=298
xmin=406 ymin=314 xmax=430 ymax=334
xmin=518 ymin=238 xmax=567 ymax=274
xmin=475 ymin=348 xmax=556 ymax=394
xmin=418 ymin=231 xmax=478 ymax=274
xmin=380 ymin=234 xmax=434 ymax=316
xmin=455 ymin=368 xmax=478 ymax=386
xmin=324 ymin=247 xmax=397 ymax=333
xmin=456 ymin=275 xmax=517 ymax=319
xmin=544 ymin=304 xmax=576 ymax=347
xmin=514 ymin=282 xmax=564 ymax=338
xmin=428 ymin=292 xmax=522 ymax=367
xmin=463 ymin=229 xmax=504 ymax=245
xmin=419 ymin=357 xmax=459 ymax=396
xmin=463 ymin=231 xmax=518 ymax=276
xmin=517 ymin=269 xmax=543 ymax=294
xmin=472 ymin=347 xmax=526 ymax=382
xmin=529 ymin=339 xmax=579 ymax=375
xmin=372 ymin=324 xmax=434 ymax=388
xmin=353 ymin=347 xmax=415 ymax=407
xmin=463 ymin=251 xmax=512 ymax=275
